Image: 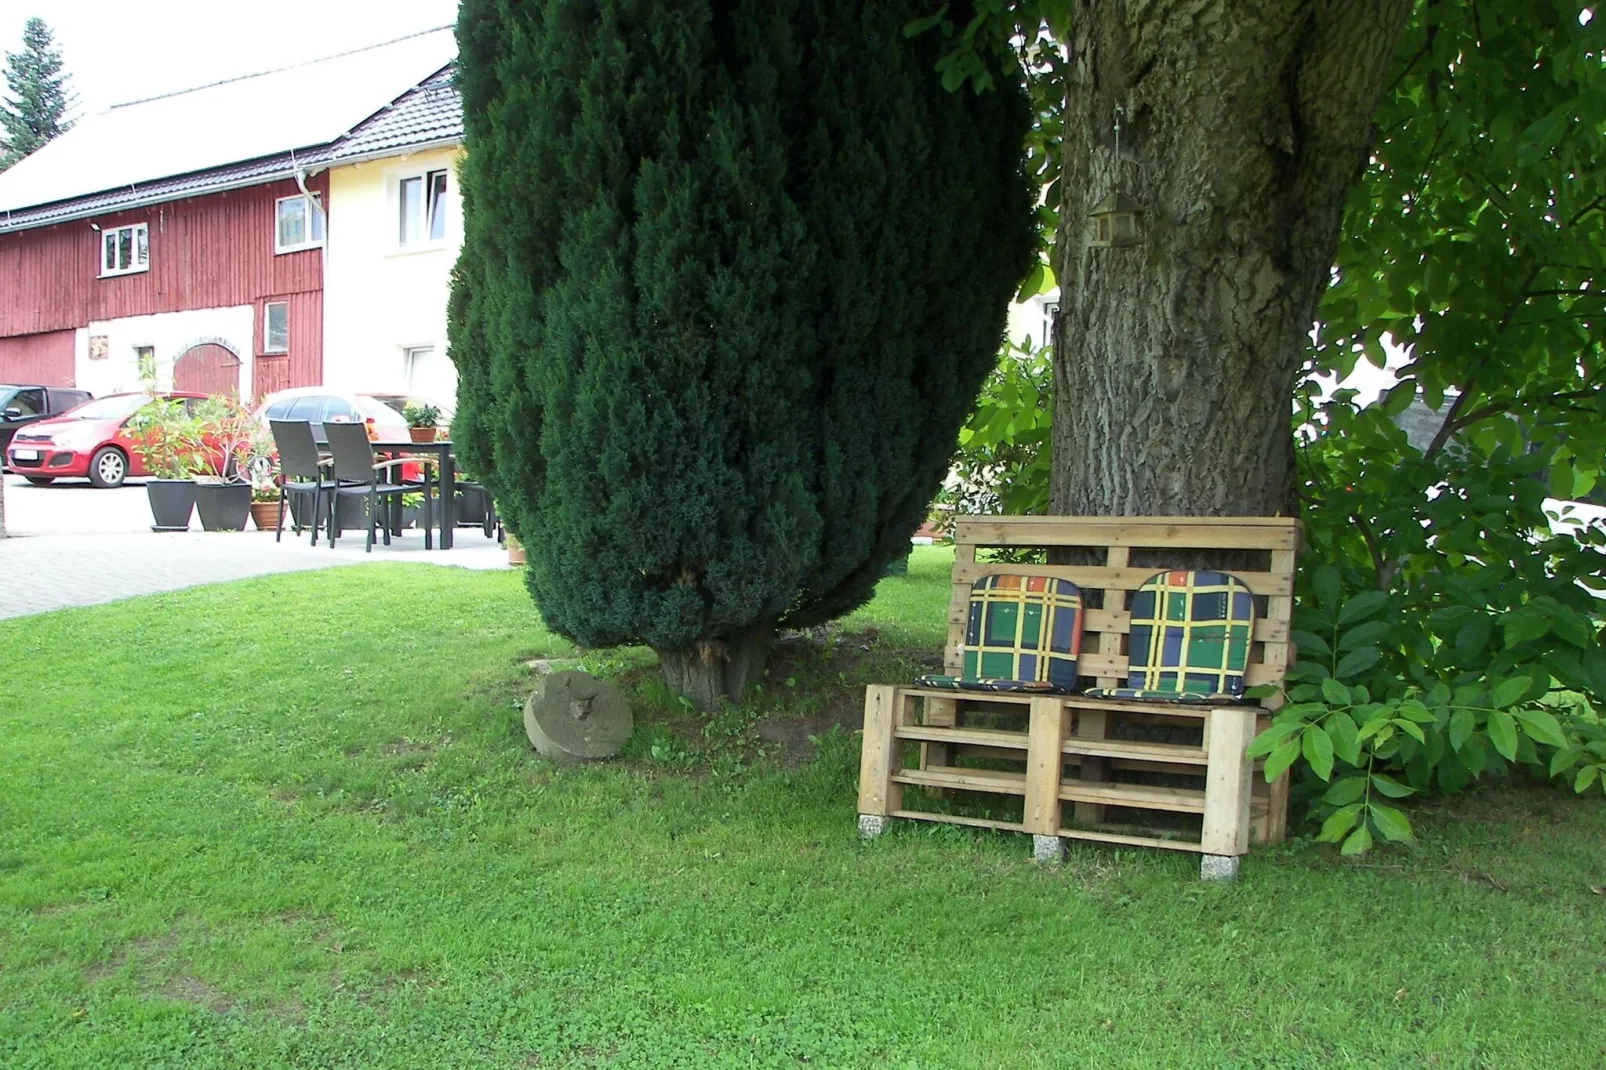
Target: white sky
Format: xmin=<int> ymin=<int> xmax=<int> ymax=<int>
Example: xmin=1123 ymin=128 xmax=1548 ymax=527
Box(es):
xmin=0 ymin=0 xmax=459 ymax=117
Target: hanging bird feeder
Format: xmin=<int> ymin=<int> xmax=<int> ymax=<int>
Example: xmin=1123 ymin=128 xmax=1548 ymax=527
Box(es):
xmin=1091 ymin=104 xmax=1143 ymax=248
xmin=1089 ymin=191 xmax=1142 ymax=248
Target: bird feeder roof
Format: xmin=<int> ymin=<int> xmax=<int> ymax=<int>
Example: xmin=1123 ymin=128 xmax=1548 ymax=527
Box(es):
xmin=1089 ymin=191 xmax=1143 ymax=216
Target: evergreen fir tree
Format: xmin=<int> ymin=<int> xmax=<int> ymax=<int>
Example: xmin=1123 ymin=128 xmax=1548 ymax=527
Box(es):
xmin=1 ymin=17 xmax=72 ymax=169
xmin=451 ymin=0 xmax=1035 ymax=708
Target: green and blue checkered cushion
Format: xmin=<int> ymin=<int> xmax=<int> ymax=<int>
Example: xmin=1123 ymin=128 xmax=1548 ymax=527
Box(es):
xmin=1085 ymin=570 xmax=1256 ymax=702
xmin=916 ymin=574 xmax=1084 ymax=694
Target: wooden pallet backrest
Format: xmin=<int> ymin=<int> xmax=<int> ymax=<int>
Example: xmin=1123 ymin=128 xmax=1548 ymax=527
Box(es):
xmin=946 ymin=516 xmax=1302 ymax=709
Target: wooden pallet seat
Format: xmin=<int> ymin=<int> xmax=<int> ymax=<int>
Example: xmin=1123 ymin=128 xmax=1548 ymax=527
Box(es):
xmin=856 ymin=515 xmax=1301 ymax=880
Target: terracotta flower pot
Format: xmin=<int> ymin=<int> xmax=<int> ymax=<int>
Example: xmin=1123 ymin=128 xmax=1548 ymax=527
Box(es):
xmin=506 ymin=533 xmax=526 ymax=566
xmin=250 ymin=500 xmax=282 ymax=531
xmin=409 ymin=426 xmax=438 ymax=444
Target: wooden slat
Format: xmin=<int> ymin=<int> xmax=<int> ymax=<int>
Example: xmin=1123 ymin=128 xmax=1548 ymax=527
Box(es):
xmin=953 ymin=743 xmax=1035 ymax=763
xmin=1076 ymin=652 xmax=1127 ymax=678
xmin=1265 ymin=772 xmax=1291 ymax=843
xmin=893 ymin=766 xmax=1027 ymax=796
xmin=1061 ymin=737 xmax=1208 ymax=765
xmin=1260 ymin=546 xmax=1297 ymax=718
xmin=856 ymin=686 xmax=903 ymax=815
xmin=954 ymin=515 xmax=1300 ymax=551
xmin=1200 ymin=707 xmax=1258 ymax=855
xmin=920 ymin=696 xmax=958 ymax=771
xmin=944 ymin=542 xmax=976 ymax=676
xmin=1243 ymin=663 xmax=1286 ymax=687
xmin=1083 ymin=607 xmax=1131 ymax=633
xmin=1024 ymin=697 xmax=1067 ymax=835
xmin=891 ymin=810 xmax=1026 ymax=834
xmin=946 ymin=745 xmax=1207 ymax=777
xmin=896 ymin=724 xmax=1028 ymax=750
xmin=1057 ymin=826 xmax=1204 ymax=853
xmin=896 ymin=769 xmax=1209 ymax=812
xmin=1077 ymin=610 xmax=1286 ymax=645
xmin=952 ymin=562 xmax=1294 ymax=598
xmin=1058 ymin=780 xmax=1206 ymax=814
xmin=893 ymin=688 xmax=1237 ymax=720
xmin=1060 ymin=694 xmax=1216 ymax=718
xmin=1095 ymin=547 xmax=1130 ymax=694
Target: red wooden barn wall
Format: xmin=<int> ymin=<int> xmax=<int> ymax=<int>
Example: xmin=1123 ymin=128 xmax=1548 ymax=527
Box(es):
xmin=252 ymin=291 xmax=323 ymax=400
xmin=0 ymin=175 xmax=327 ymax=393
xmin=0 ymin=329 xmax=75 ymax=386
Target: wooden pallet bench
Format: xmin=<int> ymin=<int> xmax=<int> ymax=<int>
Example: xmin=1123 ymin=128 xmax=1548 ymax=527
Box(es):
xmin=856 ymin=515 xmax=1300 ymax=880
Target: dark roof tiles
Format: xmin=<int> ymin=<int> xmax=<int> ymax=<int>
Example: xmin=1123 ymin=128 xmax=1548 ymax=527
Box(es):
xmin=0 ymin=63 xmax=461 ymax=234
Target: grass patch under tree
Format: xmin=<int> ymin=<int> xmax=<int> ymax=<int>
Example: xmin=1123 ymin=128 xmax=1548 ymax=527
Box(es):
xmin=2 ymin=550 xmax=1603 ymax=1067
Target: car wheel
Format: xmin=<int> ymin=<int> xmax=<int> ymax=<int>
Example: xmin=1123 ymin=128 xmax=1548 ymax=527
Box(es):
xmin=24 ymin=476 xmax=54 ymax=486
xmin=88 ymin=446 xmax=128 ymax=489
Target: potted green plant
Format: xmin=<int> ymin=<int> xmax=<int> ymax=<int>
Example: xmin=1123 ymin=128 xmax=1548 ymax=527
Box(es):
xmin=241 ymin=438 xmax=282 ymax=531
xmin=126 ymin=396 xmax=205 ymax=531
xmin=400 ymin=490 xmax=425 ymax=529
xmin=403 ymin=402 xmax=441 ymax=443
xmin=190 ymin=396 xmax=261 ymax=532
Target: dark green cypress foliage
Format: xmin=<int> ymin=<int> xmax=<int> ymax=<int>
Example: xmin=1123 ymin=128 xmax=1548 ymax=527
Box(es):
xmin=451 ymin=0 xmax=1034 ymax=707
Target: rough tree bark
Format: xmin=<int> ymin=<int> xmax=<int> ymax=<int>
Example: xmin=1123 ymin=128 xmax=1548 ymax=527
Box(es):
xmin=657 ymin=630 xmax=775 ymax=713
xmin=1051 ymin=0 xmax=1412 ymax=517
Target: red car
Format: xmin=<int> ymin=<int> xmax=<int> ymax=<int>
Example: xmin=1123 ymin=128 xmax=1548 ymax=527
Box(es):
xmin=4 ymin=392 xmax=209 ymax=488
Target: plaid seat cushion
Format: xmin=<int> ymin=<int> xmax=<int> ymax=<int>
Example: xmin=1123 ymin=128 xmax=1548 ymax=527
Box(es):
xmin=915 ymin=574 xmax=1083 ymax=694
xmin=1083 ymin=570 xmax=1255 ymax=703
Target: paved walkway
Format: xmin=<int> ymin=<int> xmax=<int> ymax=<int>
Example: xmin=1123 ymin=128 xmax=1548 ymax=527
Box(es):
xmin=0 ymin=476 xmax=509 ymax=620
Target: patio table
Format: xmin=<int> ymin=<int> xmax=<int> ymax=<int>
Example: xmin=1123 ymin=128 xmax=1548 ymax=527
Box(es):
xmin=370 ymin=439 xmax=458 ymax=549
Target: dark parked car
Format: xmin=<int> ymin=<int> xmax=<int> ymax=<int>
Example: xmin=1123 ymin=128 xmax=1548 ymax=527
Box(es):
xmin=1 ymin=385 xmax=94 ymax=460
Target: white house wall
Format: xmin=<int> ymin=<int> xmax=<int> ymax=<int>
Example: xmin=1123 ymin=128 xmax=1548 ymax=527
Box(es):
xmin=322 ymin=147 xmax=464 ymax=411
xmin=76 ymin=305 xmax=255 ymax=398
xmin=1005 ymin=288 xmax=1060 ymax=352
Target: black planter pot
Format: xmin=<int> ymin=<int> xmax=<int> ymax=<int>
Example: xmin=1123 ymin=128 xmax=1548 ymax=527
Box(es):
xmin=194 ymin=481 xmax=252 ymax=532
xmin=146 ymin=479 xmax=197 ymax=532
xmin=455 ymin=485 xmax=487 ymax=524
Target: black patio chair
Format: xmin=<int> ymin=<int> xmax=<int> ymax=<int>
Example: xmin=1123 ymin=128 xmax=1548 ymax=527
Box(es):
xmin=268 ymin=419 xmax=338 ymax=546
xmin=324 ymin=422 xmax=429 ymax=553
xmin=454 ymin=479 xmax=499 ymax=539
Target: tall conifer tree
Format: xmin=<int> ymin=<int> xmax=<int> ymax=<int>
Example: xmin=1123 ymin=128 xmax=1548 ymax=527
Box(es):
xmin=1 ymin=18 xmax=72 ymax=169
xmin=451 ymin=0 xmax=1034 ymax=707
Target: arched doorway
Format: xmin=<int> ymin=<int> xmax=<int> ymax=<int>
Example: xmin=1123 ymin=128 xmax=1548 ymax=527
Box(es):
xmin=173 ymin=343 xmax=241 ymax=397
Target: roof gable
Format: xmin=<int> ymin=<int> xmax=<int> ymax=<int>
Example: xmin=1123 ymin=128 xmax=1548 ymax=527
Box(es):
xmin=0 ymin=27 xmax=456 ymax=216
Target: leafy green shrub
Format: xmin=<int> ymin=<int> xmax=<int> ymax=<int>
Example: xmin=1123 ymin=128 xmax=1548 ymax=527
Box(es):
xmin=126 ymin=397 xmax=206 ymax=481
xmin=1244 ymin=398 xmax=1606 ymax=849
xmin=945 ymin=339 xmax=1051 ymax=518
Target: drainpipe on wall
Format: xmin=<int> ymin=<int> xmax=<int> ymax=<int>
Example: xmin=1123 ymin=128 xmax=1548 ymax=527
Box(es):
xmin=290 ymin=157 xmax=328 ymax=392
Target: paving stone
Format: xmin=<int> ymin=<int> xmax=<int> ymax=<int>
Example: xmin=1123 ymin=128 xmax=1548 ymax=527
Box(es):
xmin=0 ymin=476 xmax=509 ymax=620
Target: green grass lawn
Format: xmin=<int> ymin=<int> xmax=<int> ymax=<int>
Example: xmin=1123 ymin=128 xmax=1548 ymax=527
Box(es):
xmin=2 ymin=548 xmax=1604 ymax=1068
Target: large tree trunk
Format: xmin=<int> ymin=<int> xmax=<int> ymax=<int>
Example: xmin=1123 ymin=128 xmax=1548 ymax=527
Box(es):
xmin=656 ymin=628 xmax=775 ymax=713
xmin=1051 ymin=0 xmax=1412 ymax=517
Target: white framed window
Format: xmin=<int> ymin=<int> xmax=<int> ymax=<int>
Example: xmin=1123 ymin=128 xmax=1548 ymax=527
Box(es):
xmin=403 ymin=345 xmax=433 ymax=389
xmin=275 ymin=194 xmax=325 ymax=254
xmin=1041 ymin=301 xmax=1059 ymax=350
xmin=263 ymin=301 xmax=289 ymax=353
xmin=99 ymin=223 xmax=149 ymax=277
xmin=398 ymin=169 xmax=449 ymax=246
